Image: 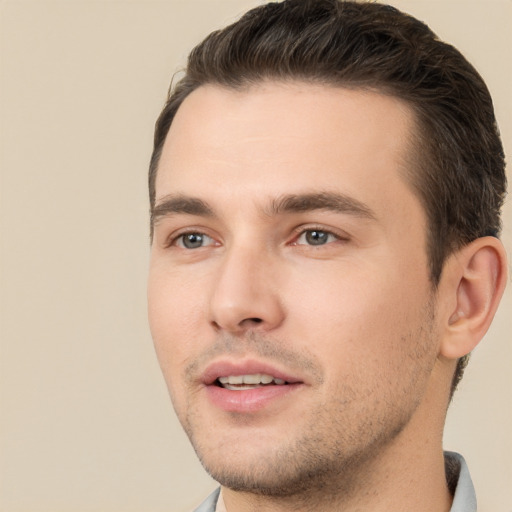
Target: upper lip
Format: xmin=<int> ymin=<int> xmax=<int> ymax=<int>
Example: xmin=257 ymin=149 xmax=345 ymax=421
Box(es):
xmin=201 ymin=359 xmax=304 ymax=386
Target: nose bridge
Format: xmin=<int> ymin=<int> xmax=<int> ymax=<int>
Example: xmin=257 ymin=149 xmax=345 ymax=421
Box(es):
xmin=208 ymin=238 xmax=284 ymax=333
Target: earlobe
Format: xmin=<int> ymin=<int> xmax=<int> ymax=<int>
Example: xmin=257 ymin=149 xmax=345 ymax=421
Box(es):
xmin=440 ymin=236 xmax=508 ymax=360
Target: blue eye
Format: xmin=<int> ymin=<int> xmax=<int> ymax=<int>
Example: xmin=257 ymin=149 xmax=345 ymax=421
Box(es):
xmin=177 ymin=232 xmax=214 ymax=249
xmin=296 ymin=230 xmax=338 ymax=246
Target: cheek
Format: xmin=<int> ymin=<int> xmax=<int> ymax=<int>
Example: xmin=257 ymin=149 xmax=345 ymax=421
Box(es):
xmin=148 ymin=258 xmax=208 ymax=328
xmin=147 ymin=266 xmax=207 ymax=386
xmin=286 ymin=261 xmax=431 ymax=374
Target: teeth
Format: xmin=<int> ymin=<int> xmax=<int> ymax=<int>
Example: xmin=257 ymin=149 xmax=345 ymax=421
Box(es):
xmin=259 ymin=374 xmax=273 ymax=384
xmin=218 ymin=373 xmax=286 ymax=387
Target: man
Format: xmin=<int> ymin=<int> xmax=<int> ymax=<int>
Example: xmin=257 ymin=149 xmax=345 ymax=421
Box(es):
xmin=147 ymin=1 xmax=508 ymax=510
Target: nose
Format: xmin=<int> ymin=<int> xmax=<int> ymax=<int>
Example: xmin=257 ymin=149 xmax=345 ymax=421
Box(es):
xmin=208 ymin=244 xmax=285 ymax=334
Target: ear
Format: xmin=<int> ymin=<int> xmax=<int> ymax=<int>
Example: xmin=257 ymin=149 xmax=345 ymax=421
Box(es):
xmin=438 ymin=236 xmax=508 ymax=360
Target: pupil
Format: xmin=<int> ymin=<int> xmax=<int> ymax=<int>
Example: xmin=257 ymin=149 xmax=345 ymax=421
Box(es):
xmin=306 ymin=230 xmax=328 ymax=245
xmin=183 ymin=233 xmax=203 ymax=248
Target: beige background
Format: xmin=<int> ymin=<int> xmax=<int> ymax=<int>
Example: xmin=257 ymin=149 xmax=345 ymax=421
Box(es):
xmin=0 ymin=1 xmax=510 ymax=511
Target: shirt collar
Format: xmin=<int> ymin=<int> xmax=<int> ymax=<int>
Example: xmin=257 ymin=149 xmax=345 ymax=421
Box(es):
xmin=445 ymin=451 xmax=477 ymax=512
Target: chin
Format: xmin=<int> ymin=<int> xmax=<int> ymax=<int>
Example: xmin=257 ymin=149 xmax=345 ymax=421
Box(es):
xmin=201 ymin=457 xmax=324 ymax=497
xmin=191 ymin=430 xmax=355 ymax=498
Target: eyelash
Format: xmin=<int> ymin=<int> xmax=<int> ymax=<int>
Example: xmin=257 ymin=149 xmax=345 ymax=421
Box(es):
xmin=165 ymin=230 xmax=217 ymax=249
xmin=165 ymin=226 xmax=348 ymax=250
xmin=291 ymin=226 xmax=348 ymax=247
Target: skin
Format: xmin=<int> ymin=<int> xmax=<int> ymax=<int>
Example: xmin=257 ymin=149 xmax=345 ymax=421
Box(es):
xmin=148 ymin=82 xmax=479 ymax=511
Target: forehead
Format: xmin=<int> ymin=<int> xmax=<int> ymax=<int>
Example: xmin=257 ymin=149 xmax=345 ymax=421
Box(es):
xmin=155 ymin=82 xmax=421 ymax=224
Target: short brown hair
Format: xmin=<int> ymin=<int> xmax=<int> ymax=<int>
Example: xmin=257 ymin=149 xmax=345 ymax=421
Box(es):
xmin=148 ymin=0 xmax=507 ymax=393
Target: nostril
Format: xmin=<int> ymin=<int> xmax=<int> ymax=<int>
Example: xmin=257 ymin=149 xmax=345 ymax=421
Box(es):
xmin=210 ymin=317 xmax=263 ymax=332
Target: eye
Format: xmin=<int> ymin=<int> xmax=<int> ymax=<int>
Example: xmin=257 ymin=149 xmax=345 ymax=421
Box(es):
xmin=175 ymin=232 xmax=215 ymax=249
xmin=295 ymin=229 xmax=339 ymax=246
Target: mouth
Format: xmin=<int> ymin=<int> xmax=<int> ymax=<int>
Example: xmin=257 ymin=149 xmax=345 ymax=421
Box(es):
xmin=201 ymin=360 xmax=302 ymax=388
xmin=216 ymin=373 xmax=288 ymax=390
xmin=201 ymin=361 xmax=304 ymax=413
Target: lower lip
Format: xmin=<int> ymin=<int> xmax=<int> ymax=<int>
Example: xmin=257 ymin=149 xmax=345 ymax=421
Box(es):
xmin=205 ymin=383 xmax=302 ymax=413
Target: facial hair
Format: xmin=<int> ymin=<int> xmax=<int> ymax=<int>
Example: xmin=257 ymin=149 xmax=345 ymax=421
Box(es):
xmin=173 ymin=302 xmax=438 ymax=505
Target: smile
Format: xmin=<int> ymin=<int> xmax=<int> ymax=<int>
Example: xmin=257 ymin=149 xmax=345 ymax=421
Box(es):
xmin=201 ymin=361 xmax=304 ymax=413
xmin=217 ymin=373 xmax=287 ymax=390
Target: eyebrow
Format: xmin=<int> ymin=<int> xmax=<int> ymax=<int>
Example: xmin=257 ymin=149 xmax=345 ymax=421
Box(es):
xmin=267 ymin=192 xmax=377 ymax=219
xmin=151 ymin=195 xmax=214 ymax=226
xmin=151 ymin=191 xmax=376 ymax=226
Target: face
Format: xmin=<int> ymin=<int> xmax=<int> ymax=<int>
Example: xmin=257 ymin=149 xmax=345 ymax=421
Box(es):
xmin=148 ymin=82 xmax=441 ymax=496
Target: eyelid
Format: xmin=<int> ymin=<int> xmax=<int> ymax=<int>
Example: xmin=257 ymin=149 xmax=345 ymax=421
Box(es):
xmin=159 ymin=224 xmax=349 ymax=249
xmin=164 ymin=228 xmax=220 ymax=249
xmin=289 ymin=225 xmax=350 ymax=245
xmin=179 ymin=233 xmax=215 ymax=249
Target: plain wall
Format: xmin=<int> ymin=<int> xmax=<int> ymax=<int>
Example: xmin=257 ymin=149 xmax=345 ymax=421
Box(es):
xmin=0 ymin=1 xmax=510 ymax=511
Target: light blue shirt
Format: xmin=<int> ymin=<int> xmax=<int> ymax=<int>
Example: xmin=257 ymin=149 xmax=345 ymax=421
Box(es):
xmin=193 ymin=452 xmax=476 ymax=512
xmin=448 ymin=452 xmax=477 ymax=512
